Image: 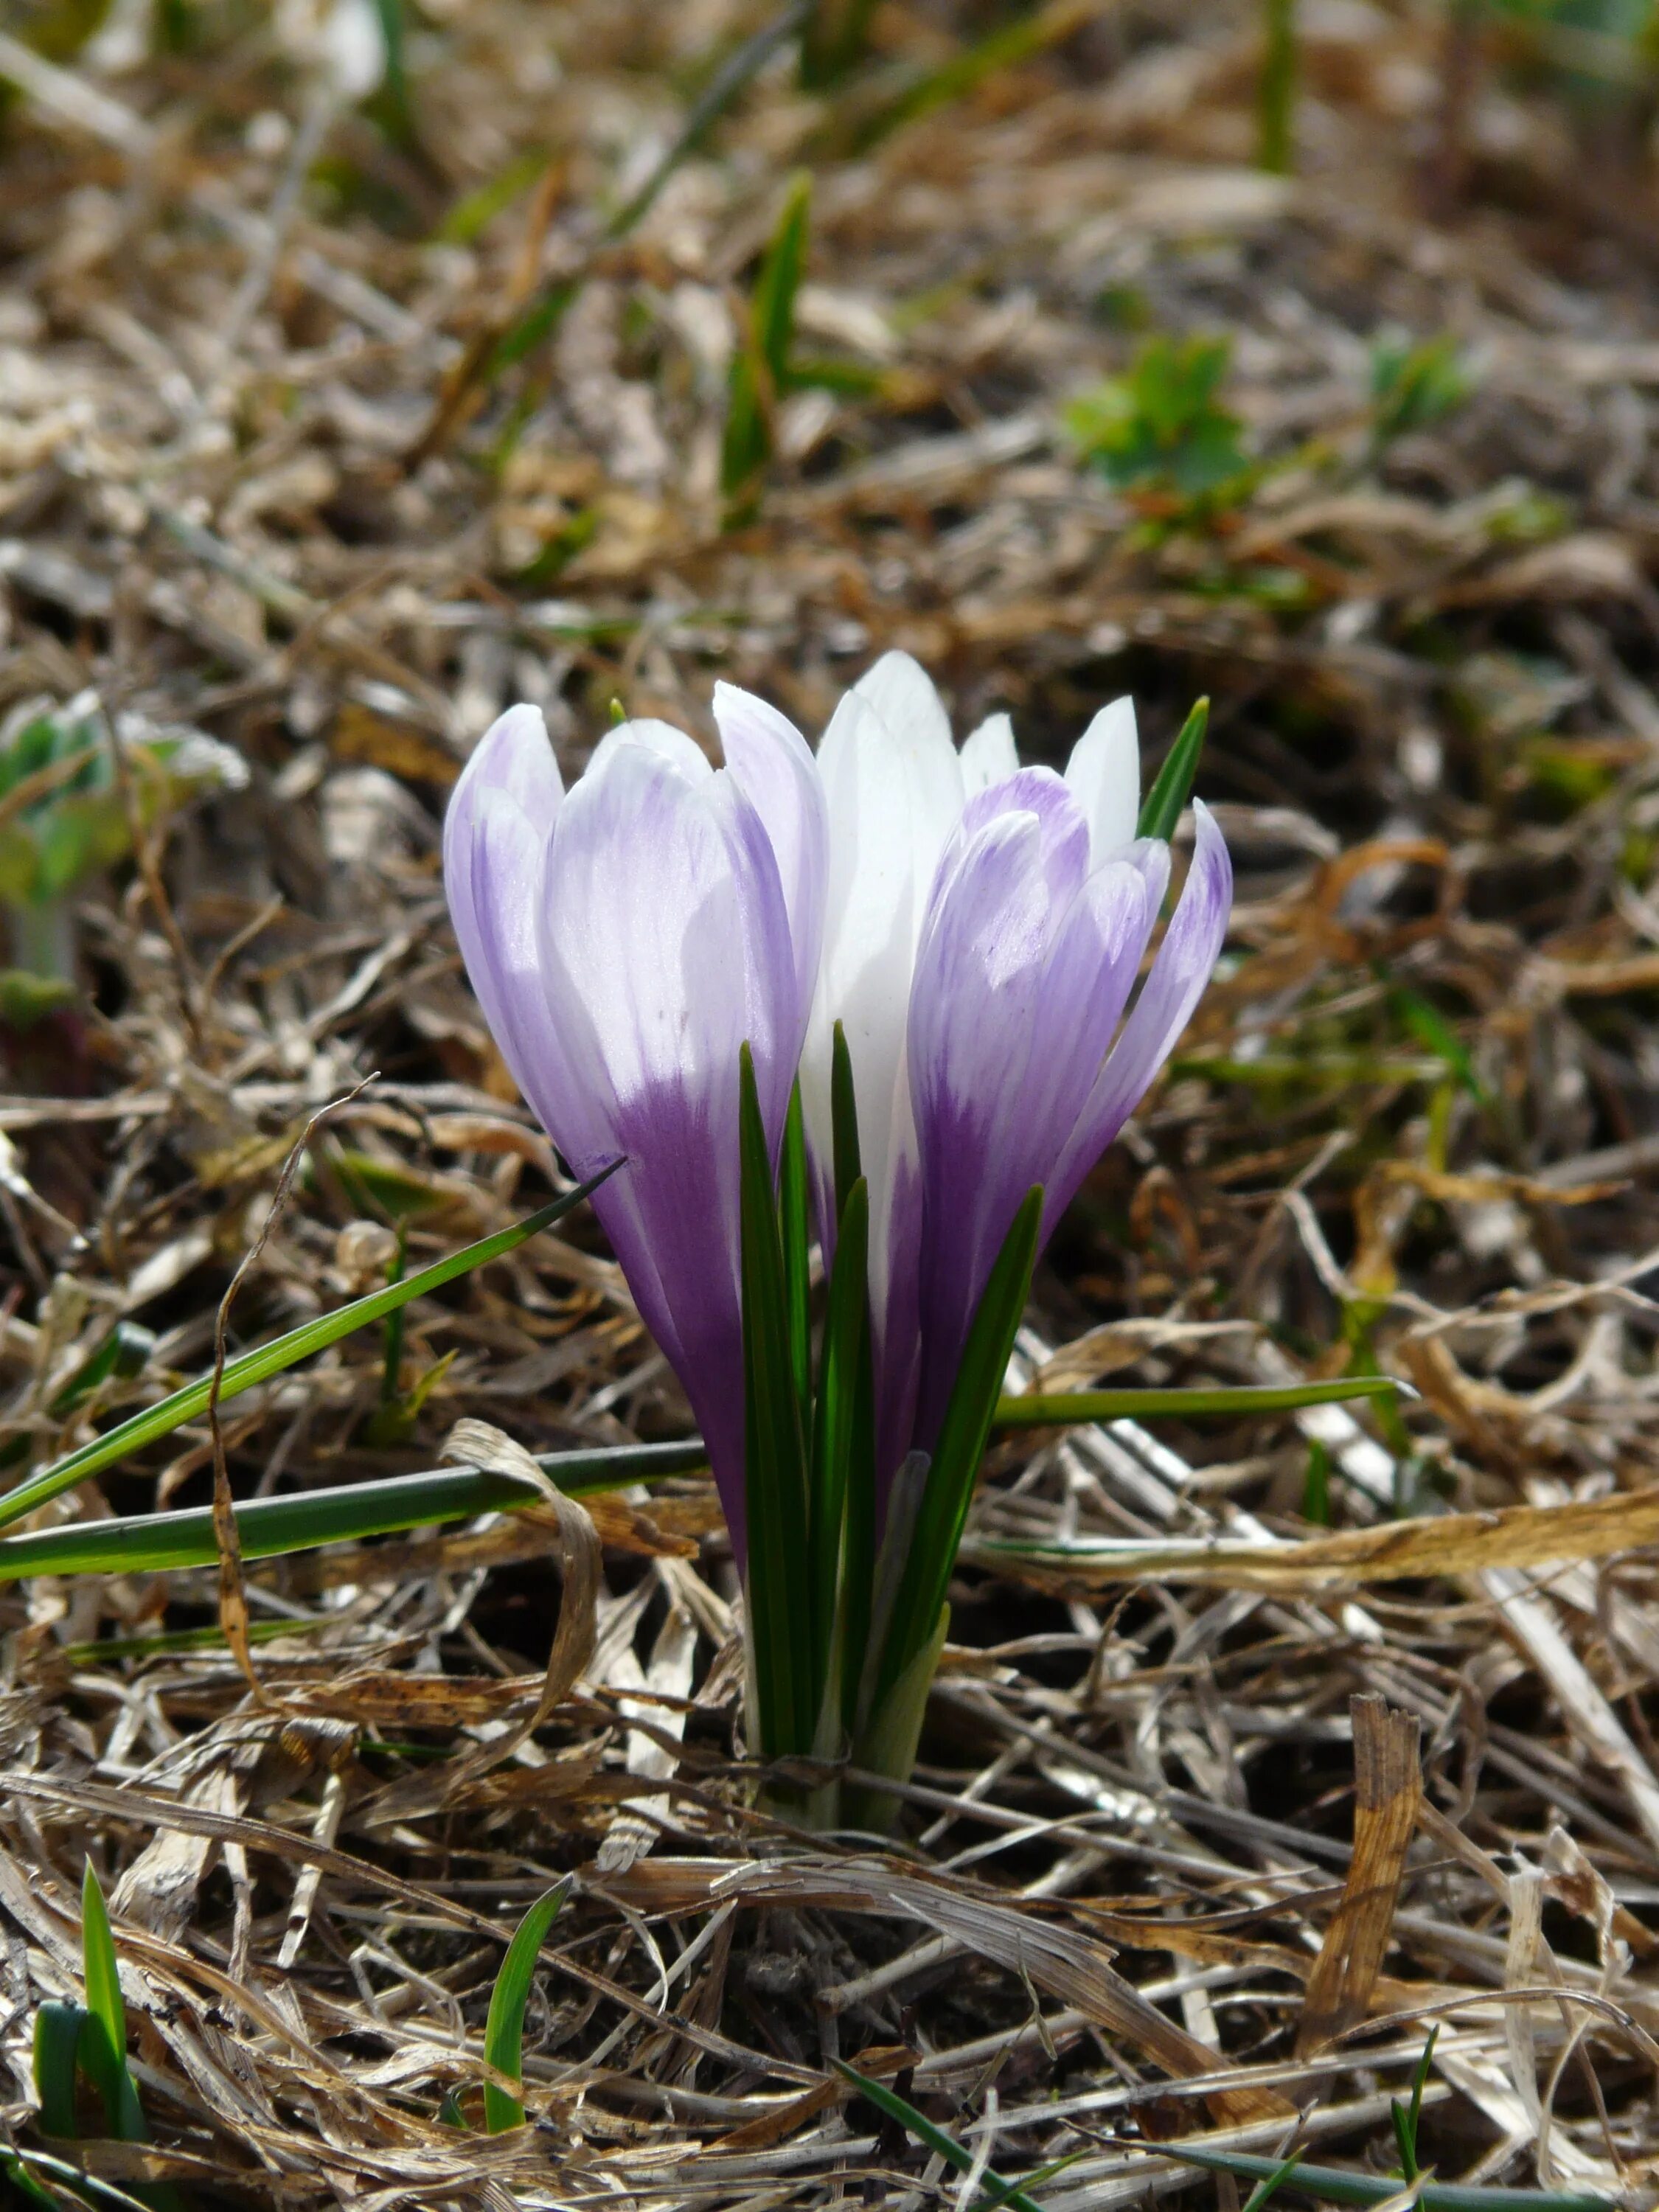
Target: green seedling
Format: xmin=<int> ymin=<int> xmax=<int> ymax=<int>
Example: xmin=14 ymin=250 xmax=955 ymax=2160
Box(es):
xmin=1065 ymin=335 xmax=1256 ymax=520
xmin=1370 ymin=333 xmax=1475 ymax=448
xmin=482 ymin=1882 xmax=571 ymax=2131
xmin=0 ymin=694 xmax=244 ymax=1020
xmin=30 ymin=1865 xmax=182 ymax=2211
xmin=1391 ymin=2025 xmax=1440 ymax=2181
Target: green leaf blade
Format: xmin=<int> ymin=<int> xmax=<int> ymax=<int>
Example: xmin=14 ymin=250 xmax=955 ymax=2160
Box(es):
xmin=482 ymin=1879 xmax=569 ymax=2132
xmin=739 ymin=1045 xmax=815 ymax=1760
xmin=33 ymin=2002 xmax=86 ymax=2139
xmin=991 ymin=1376 xmax=1408 ymax=1429
xmin=780 ymin=1084 xmax=812 ymax=1433
xmin=0 ymin=1164 xmax=620 ymax=1534
xmin=1138 ymin=695 xmax=1209 ymax=843
xmin=877 ymin=1186 xmax=1042 ymax=1704
xmin=810 ymin=1175 xmax=870 ymax=1711
xmin=79 ymin=1865 xmax=146 ymax=2146
xmin=0 ymin=1439 xmax=705 ymax=1585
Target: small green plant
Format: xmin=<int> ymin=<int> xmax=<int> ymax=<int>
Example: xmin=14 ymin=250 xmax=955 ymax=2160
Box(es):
xmin=435 ymin=1880 xmax=570 ymax=2132
xmin=1369 ymin=333 xmax=1475 ymax=447
xmin=29 ymin=1864 xmax=182 ymax=2210
xmin=722 ymin=172 xmax=814 ymax=514
xmin=0 ymin=694 xmax=244 ymax=1023
xmin=1065 ymin=335 xmax=1255 ymax=518
xmin=481 ymin=1882 xmax=569 ymax=2131
xmin=1391 ymin=2025 xmax=1440 ymax=2182
xmin=720 ymin=173 xmax=882 ymax=519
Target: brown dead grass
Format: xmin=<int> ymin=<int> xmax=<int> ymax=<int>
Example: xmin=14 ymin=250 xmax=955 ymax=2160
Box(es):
xmin=7 ymin=0 xmax=1659 ymax=2204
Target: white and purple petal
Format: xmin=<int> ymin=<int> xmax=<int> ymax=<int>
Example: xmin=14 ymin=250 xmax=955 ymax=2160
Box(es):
xmin=1048 ymin=799 xmax=1233 ymax=1222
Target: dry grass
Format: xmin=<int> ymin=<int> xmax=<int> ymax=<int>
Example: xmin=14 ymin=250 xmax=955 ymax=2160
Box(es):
xmin=6 ymin=0 xmax=1659 ymax=2204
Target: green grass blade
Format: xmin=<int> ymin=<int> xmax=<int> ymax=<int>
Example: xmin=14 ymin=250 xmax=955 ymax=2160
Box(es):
xmin=79 ymin=1865 xmax=126 ymax=2084
xmin=33 ymin=2001 xmax=86 ymax=2138
xmin=0 ymin=1166 xmax=619 ymax=1534
xmin=0 ymin=1440 xmax=704 ymax=1585
xmin=1121 ymin=2143 xmax=1610 ymax=2212
xmin=739 ymin=1045 xmax=814 ymax=1759
xmin=878 ymin=1187 xmax=1041 ymax=1703
xmin=780 ymin=1084 xmax=812 ymax=1430
xmin=830 ymin=1019 xmax=862 ymax=1220
xmin=1246 ymin=2149 xmax=1313 ymax=2212
xmin=79 ymin=1866 xmax=146 ymax=2146
xmin=991 ymin=1377 xmax=1406 ymax=1428
xmin=1389 ymin=2100 xmax=1418 ymax=2184
xmin=833 ymin=2062 xmax=1049 ymax=2212
xmin=755 ymin=172 xmax=810 ymax=386
xmin=1 ymin=2151 xmax=63 ymax=2211
xmin=1138 ymin=695 xmax=1208 ymax=842
xmin=810 ymin=1176 xmax=869 ymax=1700
xmin=482 ymin=1879 xmax=570 ymax=2132
xmin=1398 ymin=2025 xmax=1439 ymax=2178
xmin=7 ymin=2146 xmax=159 ymax=2212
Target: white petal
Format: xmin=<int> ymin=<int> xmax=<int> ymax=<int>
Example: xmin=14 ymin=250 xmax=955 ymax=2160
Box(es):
xmin=960 ymin=712 xmax=1019 ymax=795
xmin=854 ymin=650 xmax=964 ymax=883
xmin=712 ymin=681 xmax=828 ymax=1022
xmin=586 ymin=717 xmax=712 ymax=785
xmin=801 ymin=690 xmax=922 ymax=1252
xmin=1064 ymin=695 xmax=1140 ymax=860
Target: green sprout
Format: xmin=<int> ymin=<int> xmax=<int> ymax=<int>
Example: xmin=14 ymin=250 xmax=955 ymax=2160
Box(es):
xmin=0 ymin=692 xmax=246 ymax=1025
xmin=1369 ymin=333 xmax=1475 ymax=448
xmin=1064 ymin=335 xmax=1256 ymax=521
xmin=28 ymin=1863 xmax=183 ymax=2211
xmin=721 ymin=171 xmax=883 ymax=521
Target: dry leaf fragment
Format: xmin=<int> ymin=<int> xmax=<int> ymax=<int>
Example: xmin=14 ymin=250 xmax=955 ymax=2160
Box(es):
xmin=1295 ymin=1697 xmax=1422 ymax=2054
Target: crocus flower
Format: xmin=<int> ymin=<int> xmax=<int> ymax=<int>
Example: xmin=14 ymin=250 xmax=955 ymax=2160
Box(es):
xmin=443 ymin=690 xmax=827 ymax=1562
xmin=799 ymin=653 xmax=1231 ymax=1497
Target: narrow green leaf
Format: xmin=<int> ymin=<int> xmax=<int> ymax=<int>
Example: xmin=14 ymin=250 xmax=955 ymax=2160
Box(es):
xmin=1245 ymin=2149 xmax=1313 ymax=2212
xmin=739 ymin=1044 xmax=814 ymax=1759
xmin=437 ymin=2085 xmax=470 ymax=2129
xmin=33 ymin=2001 xmax=86 ymax=2138
xmin=721 ymin=173 xmax=812 ymax=507
xmin=991 ymin=1376 xmax=1408 ymax=1428
xmin=1389 ymin=986 xmax=1486 ymax=1104
xmin=833 ymin=2061 xmax=1050 ymax=2212
xmin=6 ymin=2146 xmax=159 ymax=2212
xmin=0 ymin=1439 xmax=704 ymax=1585
xmin=482 ymin=1879 xmax=570 ymax=2132
xmin=754 ymin=171 xmax=811 ymax=387
xmin=877 ymin=1187 xmax=1041 ymax=1703
xmin=1137 ymin=695 xmax=1208 ymax=843
xmin=830 ymin=1018 xmax=862 ymax=1220
xmin=780 ymin=1084 xmax=812 ymax=1431
xmin=1390 ymin=2099 xmax=1419 ymax=2184
xmin=1117 ymin=2142 xmax=1610 ymax=2212
xmin=79 ymin=1865 xmax=147 ymax=2146
xmin=810 ymin=1176 xmax=869 ymax=1703
xmin=1 ymin=2150 xmax=64 ymax=2211
xmin=1397 ymin=2025 xmax=1439 ymax=2179
xmin=79 ymin=1867 xmax=125 ymax=2082
xmin=852 ymin=1601 xmax=947 ymax=1823
xmin=0 ymin=1164 xmax=620 ymax=1533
